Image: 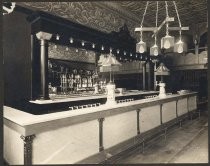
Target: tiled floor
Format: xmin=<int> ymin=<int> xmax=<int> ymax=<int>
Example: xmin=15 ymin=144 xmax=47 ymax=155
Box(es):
xmin=114 ymin=111 xmax=208 ymax=164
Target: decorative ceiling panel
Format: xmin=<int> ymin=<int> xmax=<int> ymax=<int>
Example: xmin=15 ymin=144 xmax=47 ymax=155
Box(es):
xmin=19 ymin=1 xmax=138 ymax=37
xmin=114 ymin=0 xmax=207 ymax=26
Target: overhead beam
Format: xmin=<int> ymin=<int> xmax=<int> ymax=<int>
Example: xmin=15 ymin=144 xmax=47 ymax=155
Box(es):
xmin=168 ymin=27 xmax=189 ymax=31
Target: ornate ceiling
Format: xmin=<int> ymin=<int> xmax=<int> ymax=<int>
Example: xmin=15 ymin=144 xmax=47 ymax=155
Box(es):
xmin=109 ymin=0 xmax=207 ymax=26
xmin=17 ymin=0 xmax=207 ymax=45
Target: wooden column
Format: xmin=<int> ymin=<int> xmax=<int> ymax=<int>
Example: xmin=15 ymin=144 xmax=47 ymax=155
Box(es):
xmin=98 ymin=118 xmax=105 ymax=152
xmin=142 ymin=61 xmax=146 ymax=91
xmin=20 ymin=135 xmax=36 ymax=165
xmin=147 ymin=61 xmax=151 ymax=91
xmin=36 ymin=32 xmax=52 ymax=100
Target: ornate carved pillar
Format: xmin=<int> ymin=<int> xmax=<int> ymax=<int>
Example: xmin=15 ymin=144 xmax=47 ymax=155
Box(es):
xmin=20 ymin=135 xmax=36 ymax=165
xmin=98 ymin=118 xmax=105 ymax=152
xmin=36 ymin=32 xmax=52 ymax=100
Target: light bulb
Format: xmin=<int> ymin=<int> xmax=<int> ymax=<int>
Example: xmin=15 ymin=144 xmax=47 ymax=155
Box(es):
xmin=92 ymin=43 xmax=95 ymax=48
xmin=124 ymin=51 xmax=126 ymax=55
xmin=177 ymin=44 xmax=184 ymax=53
xmin=139 ymin=45 xmax=145 ymax=53
xmin=117 ymin=49 xmax=120 ymax=54
xmin=54 ymin=45 xmax=57 ymax=49
xmin=81 ymin=41 xmax=85 ymax=46
xmin=76 ymin=49 xmax=78 ymax=52
xmin=154 ymin=48 xmax=158 ymax=56
xmin=164 ymin=39 xmax=171 ymax=49
xmin=130 ymin=53 xmax=132 ymax=57
xmin=69 ymin=38 xmax=73 ymax=43
xmin=101 ymin=45 xmax=104 ymax=50
xmin=66 ymin=47 xmax=69 ymax=51
xmin=56 ymin=34 xmax=60 ymax=40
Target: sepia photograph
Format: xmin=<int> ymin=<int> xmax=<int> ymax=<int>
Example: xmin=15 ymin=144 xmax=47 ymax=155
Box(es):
xmin=2 ymin=0 xmax=208 ymax=165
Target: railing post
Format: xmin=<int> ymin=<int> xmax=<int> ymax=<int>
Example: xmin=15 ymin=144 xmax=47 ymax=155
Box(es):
xmin=160 ymin=104 xmax=163 ymax=124
xmin=136 ymin=109 xmax=141 ymax=135
xmin=98 ymin=118 xmax=105 ymax=152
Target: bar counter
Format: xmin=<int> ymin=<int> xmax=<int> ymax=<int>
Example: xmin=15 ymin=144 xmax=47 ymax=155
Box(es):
xmin=4 ymin=92 xmax=197 ymax=165
xmin=25 ymin=90 xmax=158 ymax=114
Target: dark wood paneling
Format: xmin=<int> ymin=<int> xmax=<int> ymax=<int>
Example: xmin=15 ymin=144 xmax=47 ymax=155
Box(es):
xmin=3 ymin=11 xmax=32 ymax=106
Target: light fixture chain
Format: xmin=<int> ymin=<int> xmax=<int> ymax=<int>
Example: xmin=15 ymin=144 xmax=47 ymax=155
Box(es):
xmin=140 ymin=1 xmax=149 ymax=41
xmin=165 ymin=1 xmax=169 ymax=18
xmin=140 ymin=1 xmax=149 ymax=28
xmin=156 ymin=1 xmax=158 ymax=28
xmin=165 ymin=1 xmax=169 ymax=35
xmin=173 ymin=1 xmax=182 ymax=39
xmin=155 ymin=1 xmax=159 ymax=45
xmin=173 ymin=1 xmax=182 ymax=27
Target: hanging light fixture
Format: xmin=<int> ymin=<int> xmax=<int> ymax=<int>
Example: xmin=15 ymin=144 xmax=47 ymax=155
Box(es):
xmin=136 ymin=2 xmax=149 ymax=54
xmin=173 ymin=1 xmax=187 ymax=53
xmin=150 ymin=2 xmax=159 ymax=56
xmin=161 ymin=1 xmax=174 ymax=49
xmin=135 ymin=1 xmax=188 ymax=54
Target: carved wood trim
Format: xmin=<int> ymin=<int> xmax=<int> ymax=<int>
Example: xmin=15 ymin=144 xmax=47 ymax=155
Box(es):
xmin=20 ymin=135 xmax=36 ymax=165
